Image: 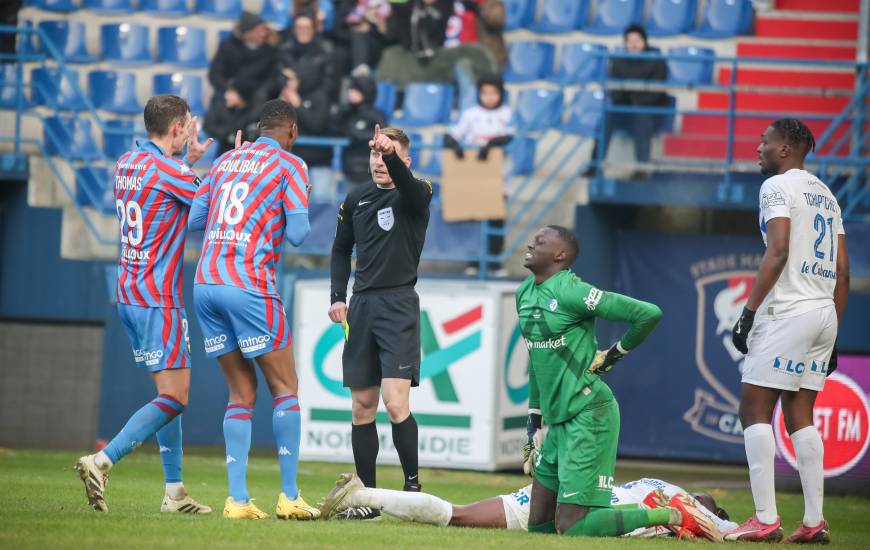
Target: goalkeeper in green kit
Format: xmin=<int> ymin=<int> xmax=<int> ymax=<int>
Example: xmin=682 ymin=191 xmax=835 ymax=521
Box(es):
xmin=517 ymin=226 xmax=722 ymax=541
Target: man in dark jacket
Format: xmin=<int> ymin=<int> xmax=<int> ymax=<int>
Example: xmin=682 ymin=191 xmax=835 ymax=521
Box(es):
xmin=278 ymin=68 xmax=331 ymax=168
xmin=605 ymin=24 xmax=669 ymax=165
xmin=330 ymin=76 xmax=388 ymax=187
xmin=278 ymin=11 xmax=339 ymax=101
xmin=204 ymin=79 xmax=261 ymax=156
xmin=208 ymin=12 xmax=278 ymax=113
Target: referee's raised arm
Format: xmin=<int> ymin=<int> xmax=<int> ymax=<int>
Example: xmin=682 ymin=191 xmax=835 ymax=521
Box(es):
xmin=371 ymin=124 xmax=433 ymax=212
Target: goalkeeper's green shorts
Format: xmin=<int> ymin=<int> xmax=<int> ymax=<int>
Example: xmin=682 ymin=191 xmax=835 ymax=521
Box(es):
xmin=534 ymin=396 xmax=619 ymax=507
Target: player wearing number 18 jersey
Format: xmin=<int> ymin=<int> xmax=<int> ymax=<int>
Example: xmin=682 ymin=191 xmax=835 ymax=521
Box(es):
xmin=727 ymin=120 xmax=849 ymax=544
xmin=189 ymin=99 xmax=319 ymax=521
xmin=75 ymin=95 xmax=212 ymax=515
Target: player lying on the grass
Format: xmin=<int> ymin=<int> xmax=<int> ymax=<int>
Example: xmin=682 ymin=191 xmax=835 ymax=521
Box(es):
xmin=76 ymin=95 xmax=213 ymax=514
xmin=320 ymin=473 xmax=736 ymax=539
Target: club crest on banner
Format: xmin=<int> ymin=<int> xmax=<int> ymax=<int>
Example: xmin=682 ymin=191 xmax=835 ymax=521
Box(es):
xmin=683 ymin=255 xmax=760 ymax=444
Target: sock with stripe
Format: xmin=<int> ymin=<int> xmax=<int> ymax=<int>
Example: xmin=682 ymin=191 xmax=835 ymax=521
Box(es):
xmin=101 ymin=394 xmax=185 ymax=466
xmin=156 ymin=414 xmax=184 ymax=493
xmin=272 ymin=393 xmax=301 ymax=499
xmin=563 ymin=506 xmax=669 ymax=537
xmin=223 ymin=403 xmax=253 ymax=503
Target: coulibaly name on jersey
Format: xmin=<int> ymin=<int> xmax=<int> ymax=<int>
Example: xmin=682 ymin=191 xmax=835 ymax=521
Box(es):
xmin=802 ymin=192 xmax=838 ymax=212
xmin=217 ymin=159 xmax=268 ymax=175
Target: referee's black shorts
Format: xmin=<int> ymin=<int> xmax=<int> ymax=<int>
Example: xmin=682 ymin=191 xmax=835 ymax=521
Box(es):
xmin=342 ymin=287 xmax=421 ymax=388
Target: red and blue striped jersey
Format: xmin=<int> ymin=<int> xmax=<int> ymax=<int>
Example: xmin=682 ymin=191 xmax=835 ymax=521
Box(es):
xmin=113 ymin=140 xmax=199 ymax=308
xmin=190 ymin=136 xmax=310 ymax=297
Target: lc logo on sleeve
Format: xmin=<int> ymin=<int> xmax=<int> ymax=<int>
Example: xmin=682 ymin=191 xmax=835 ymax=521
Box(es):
xmin=377 ymin=207 xmax=394 ymax=231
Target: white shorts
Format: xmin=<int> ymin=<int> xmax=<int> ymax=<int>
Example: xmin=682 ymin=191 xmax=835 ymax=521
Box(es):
xmin=499 ymin=485 xmax=531 ymax=531
xmin=742 ymin=305 xmax=837 ymax=392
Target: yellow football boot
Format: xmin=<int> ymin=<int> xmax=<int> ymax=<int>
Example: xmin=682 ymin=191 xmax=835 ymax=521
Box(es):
xmin=276 ymin=492 xmax=321 ymax=520
xmin=223 ymin=496 xmax=269 ymax=519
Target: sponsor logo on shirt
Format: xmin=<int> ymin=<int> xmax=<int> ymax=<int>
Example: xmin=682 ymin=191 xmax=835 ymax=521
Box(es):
xmin=761 ymin=191 xmax=786 ymax=209
xmin=208 ymin=229 xmax=252 ymax=245
xmin=239 ymin=334 xmax=271 ymax=353
xmin=525 ymin=334 xmax=567 ymax=351
xmin=133 ymin=348 xmax=164 ymax=367
xmin=598 ymin=475 xmax=614 ymax=489
xmin=121 ymin=245 xmax=150 ymax=264
xmin=204 ymin=334 xmax=228 ymax=353
xmin=584 ymin=288 xmax=603 ymax=311
xmin=548 ymin=298 xmax=558 ymax=311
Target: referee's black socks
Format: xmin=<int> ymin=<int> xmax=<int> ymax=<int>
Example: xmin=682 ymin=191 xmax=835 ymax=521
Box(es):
xmin=392 ymin=414 xmax=420 ymax=491
xmin=352 ymin=421 xmax=379 ymax=488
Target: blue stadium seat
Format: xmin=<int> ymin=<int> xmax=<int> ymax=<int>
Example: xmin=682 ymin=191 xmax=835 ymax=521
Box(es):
xmin=88 ymin=70 xmax=141 ymax=114
xmin=667 ymin=46 xmax=715 ymax=85
xmin=531 ymin=0 xmax=588 ymax=34
xmin=44 ymin=116 xmax=100 ymax=160
xmin=646 ymin=0 xmax=696 ymax=37
xmin=141 ymin=0 xmax=191 ymax=17
xmin=31 ymin=0 xmax=78 ymax=13
xmin=375 ymin=81 xmax=397 ymax=119
xmin=153 ymin=73 xmax=205 ymax=116
xmin=103 ymin=119 xmax=135 ymax=159
xmin=583 ymin=0 xmax=643 ymax=35
xmin=195 ymin=0 xmax=244 ymax=19
xmin=552 ymin=42 xmax=607 ymax=84
xmin=321 ymin=0 xmax=336 ymax=31
xmin=218 ymin=29 xmax=233 ymax=43
xmin=101 ymin=23 xmax=151 ymax=65
xmin=503 ymin=0 xmax=536 ymax=31
xmin=394 ymin=82 xmax=453 ymax=127
xmin=16 ymin=20 xmax=40 ymax=62
xmin=82 ymin=0 xmax=135 ymax=14
xmin=503 ymin=41 xmax=554 ymax=83
xmin=260 ymin=0 xmax=292 ymax=29
xmin=157 ymin=26 xmax=208 ymax=68
xmin=514 ymin=88 xmax=563 ymax=132
xmin=75 ymin=166 xmax=115 ymax=214
xmin=691 ymin=0 xmax=748 ymax=38
xmin=0 ymin=65 xmax=29 ymax=109
xmin=508 ymin=136 xmax=536 ymax=175
xmin=31 ymin=67 xmax=86 ymax=110
xmin=37 ymin=21 xmax=95 ymax=63
xmin=562 ymin=89 xmax=605 ymax=136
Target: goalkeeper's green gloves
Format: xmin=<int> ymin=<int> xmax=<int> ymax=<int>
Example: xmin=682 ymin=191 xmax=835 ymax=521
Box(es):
xmin=588 ymin=342 xmax=629 ymax=375
xmin=522 ymin=410 xmax=542 ymax=477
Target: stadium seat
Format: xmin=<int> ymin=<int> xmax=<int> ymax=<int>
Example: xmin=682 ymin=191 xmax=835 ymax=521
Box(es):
xmin=157 ymin=26 xmax=208 ymax=68
xmin=31 ymin=0 xmax=78 ymax=13
xmin=503 ymin=0 xmax=535 ymax=31
xmin=691 ymin=0 xmax=748 ymax=39
xmin=218 ymin=29 xmax=233 ymax=44
xmin=531 ymin=0 xmax=588 ymax=34
xmin=140 ymin=0 xmax=191 ymax=17
xmin=44 ymin=116 xmax=100 ymax=160
xmin=195 ymin=0 xmax=244 ymax=19
xmin=393 ymin=82 xmax=453 ymax=127
xmin=88 ymin=70 xmax=141 ymax=114
xmin=16 ymin=20 xmax=40 ymax=62
xmin=103 ymin=119 xmax=135 ymax=159
xmin=583 ymin=0 xmax=643 ymax=35
xmin=75 ymin=166 xmax=115 ymax=214
xmin=321 ymin=0 xmax=336 ymax=31
xmin=153 ymin=73 xmax=205 ymax=116
xmin=37 ymin=21 xmax=95 ymax=64
xmin=667 ymin=46 xmax=715 ymax=85
xmin=508 ymin=136 xmax=536 ymax=175
xmin=552 ymin=42 xmax=607 ymax=84
xmin=503 ymin=41 xmax=554 ymax=83
xmin=562 ymin=89 xmax=605 ymax=136
xmin=31 ymin=67 xmax=86 ymax=111
xmin=0 ymin=64 xmax=29 ymax=109
xmin=646 ymin=0 xmax=696 ymax=37
xmin=101 ymin=23 xmax=151 ymax=65
xmin=514 ymin=88 xmax=563 ymax=132
xmin=375 ymin=81 xmax=397 ymax=119
xmin=260 ymin=0 xmax=292 ymax=29
xmin=82 ymin=0 xmax=135 ymax=14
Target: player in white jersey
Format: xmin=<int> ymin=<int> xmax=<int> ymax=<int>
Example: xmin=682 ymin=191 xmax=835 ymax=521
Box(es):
xmin=729 ymin=119 xmax=850 ymax=544
xmin=319 ymin=473 xmax=732 ymax=540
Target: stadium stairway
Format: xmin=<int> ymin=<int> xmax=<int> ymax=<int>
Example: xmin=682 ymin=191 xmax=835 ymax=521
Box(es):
xmin=663 ymin=0 xmax=862 ymax=161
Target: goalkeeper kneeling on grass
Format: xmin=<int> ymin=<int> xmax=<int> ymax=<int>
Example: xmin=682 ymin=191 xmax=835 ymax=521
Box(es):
xmin=517 ymin=225 xmax=722 ymax=542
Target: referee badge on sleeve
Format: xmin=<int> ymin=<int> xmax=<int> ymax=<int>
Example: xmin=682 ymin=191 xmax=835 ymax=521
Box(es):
xmin=377 ymin=207 xmax=394 ymax=231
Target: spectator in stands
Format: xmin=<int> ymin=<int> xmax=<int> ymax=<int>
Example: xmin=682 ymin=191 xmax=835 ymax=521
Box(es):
xmin=443 ymin=75 xmax=512 ymax=277
xmin=208 ymin=12 xmax=278 ymax=114
xmin=278 ymin=68 xmax=332 ymax=192
xmin=278 ymin=11 xmax=338 ymax=101
xmin=329 ymin=0 xmax=391 ymax=77
xmin=447 ymin=1 xmax=507 ymax=71
xmin=604 ymin=24 xmax=668 ymax=170
xmin=330 ymin=75 xmax=387 ymax=187
xmin=1 ymin=1 xmax=22 ymax=61
xmin=204 ymin=79 xmax=261 ymax=156
xmin=294 ymin=0 xmax=328 ymax=31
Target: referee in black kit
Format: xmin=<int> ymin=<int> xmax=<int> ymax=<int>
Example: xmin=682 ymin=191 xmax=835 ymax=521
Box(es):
xmin=328 ymin=125 xmax=432 ymax=520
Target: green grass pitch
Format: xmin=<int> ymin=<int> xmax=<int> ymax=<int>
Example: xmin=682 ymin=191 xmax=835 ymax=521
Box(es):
xmin=1 ymin=447 xmax=868 ymax=549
